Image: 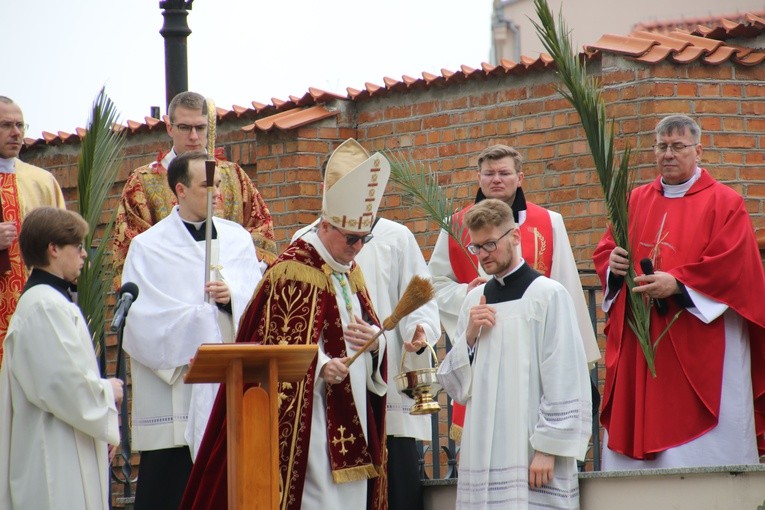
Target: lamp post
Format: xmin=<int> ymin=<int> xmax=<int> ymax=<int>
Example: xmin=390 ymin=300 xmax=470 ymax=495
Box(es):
xmin=159 ymin=0 xmax=193 ymax=112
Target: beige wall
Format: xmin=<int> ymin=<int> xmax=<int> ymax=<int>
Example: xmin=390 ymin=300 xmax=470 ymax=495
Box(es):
xmin=492 ymin=0 xmax=765 ymax=62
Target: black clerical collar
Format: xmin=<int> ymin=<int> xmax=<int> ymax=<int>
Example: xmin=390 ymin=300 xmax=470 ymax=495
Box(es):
xmin=475 ymin=187 xmax=527 ymax=224
xmin=483 ymin=261 xmax=541 ymax=304
xmin=182 ymin=219 xmax=218 ymax=242
xmin=23 ymin=268 xmax=75 ymax=301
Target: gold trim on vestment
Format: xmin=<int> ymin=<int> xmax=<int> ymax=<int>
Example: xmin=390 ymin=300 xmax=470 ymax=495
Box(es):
xmin=450 ymin=424 xmax=463 ymax=442
xmin=348 ymin=264 xmax=366 ymax=294
xmin=331 ymin=463 xmax=380 ymax=484
xmin=268 ymin=260 xmax=333 ymax=293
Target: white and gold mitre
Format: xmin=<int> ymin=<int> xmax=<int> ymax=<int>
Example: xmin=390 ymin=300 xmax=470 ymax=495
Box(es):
xmin=321 ymin=138 xmax=390 ymax=232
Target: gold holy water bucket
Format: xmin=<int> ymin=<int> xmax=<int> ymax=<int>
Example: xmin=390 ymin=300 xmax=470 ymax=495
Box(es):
xmin=394 ymin=343 xmax=442 ymax=415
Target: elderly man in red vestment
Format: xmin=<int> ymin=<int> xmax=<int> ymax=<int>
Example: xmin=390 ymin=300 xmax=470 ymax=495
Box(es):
xmin=180 ymin=139 xmax=390 ymax=510
xmin=593 ymin=114 xmax=765 ymax=469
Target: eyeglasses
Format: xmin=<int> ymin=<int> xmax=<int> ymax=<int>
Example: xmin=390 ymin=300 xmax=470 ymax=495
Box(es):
xmin=467 ymin=228 xmax=514 ymax=254
xmin=0 ymin=121 xmax=28 ymax=133
xmin=331 ymin=225 xmax=374 ymax=246
xmin=172 ymin=123 xmax=208 ymax=134
xmin=653 ymin=143 xmax=697 ymax=154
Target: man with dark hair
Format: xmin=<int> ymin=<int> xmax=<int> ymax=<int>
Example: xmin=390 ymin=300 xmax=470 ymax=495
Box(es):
xmin=428 ymin=143 xmax=600 ymax=439
xmin=112 ymin=90 xmax=275 ymax=291
xmin=437 ymin=198 xmax=591 ymax=509
xmin=594 ymin=114 xmax=765 ymax=469
xmin=122 ymin=151 xmax=261 ymax=509
xmin=0 ymin=96 xmax=66 ymax=365
xmin=0 ymin=207 xmax=122 ymax=509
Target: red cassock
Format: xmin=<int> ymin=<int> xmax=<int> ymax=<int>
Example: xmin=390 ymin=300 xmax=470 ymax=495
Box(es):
xmin=180 ymin=239 xmax=387 ymax=510
xmin=593 ymin=170 xmax=765 ymax=459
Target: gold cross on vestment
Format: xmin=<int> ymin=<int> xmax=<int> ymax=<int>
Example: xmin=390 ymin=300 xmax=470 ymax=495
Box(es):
xmin=331 ymin=425 xmax=356 ymax=455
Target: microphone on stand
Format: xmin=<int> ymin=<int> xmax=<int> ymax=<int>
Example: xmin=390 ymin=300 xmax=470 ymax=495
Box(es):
xmin=111 ymin=282 xmax=139 ymax=332
xmin=639 ymin=258 xmax=668 ymax=315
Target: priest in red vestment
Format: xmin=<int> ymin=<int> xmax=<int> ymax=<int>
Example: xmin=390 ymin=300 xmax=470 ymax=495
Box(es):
xmin=593 ymin=114 xmax=765 ymax=469
xmin=181 ymin=139 xmax=391 ymax=510
xmin=0 ymin=97 xmax=66 ymax=367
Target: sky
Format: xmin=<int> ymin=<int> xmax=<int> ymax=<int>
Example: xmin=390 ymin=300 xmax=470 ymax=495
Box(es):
xmin=1 ymin=1 xmax=494 ymax=139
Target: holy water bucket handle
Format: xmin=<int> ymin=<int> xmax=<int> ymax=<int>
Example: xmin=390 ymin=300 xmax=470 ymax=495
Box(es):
xmin=400 ymin=342 xmax=439 ymax=373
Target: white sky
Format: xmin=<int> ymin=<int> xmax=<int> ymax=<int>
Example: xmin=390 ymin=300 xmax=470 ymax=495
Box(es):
xmin=1 ymin=1 xmax=493 ymax=139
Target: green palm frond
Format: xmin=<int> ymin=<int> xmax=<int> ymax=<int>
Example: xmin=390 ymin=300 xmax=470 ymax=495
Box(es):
xmin=76 ymin=88 xmax=126 ymax=354
xmin=386 ymin=151 xmax=477 ymax=272
xmin=532 ymin=0 xmax=663 ymax=375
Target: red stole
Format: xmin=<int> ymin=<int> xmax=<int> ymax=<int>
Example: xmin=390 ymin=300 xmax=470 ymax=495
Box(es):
xmin=447 ymin=201 xmax=554 ymax=438
xmin=448 ymin=201 xmax=554 ymax=283
xmin=180 ymin=240 xmax=387 ymax=510
xmin=0 ymin=172 xmax=26 ymax=365
xmin=593 ymin=170 xmax=765 ymax=459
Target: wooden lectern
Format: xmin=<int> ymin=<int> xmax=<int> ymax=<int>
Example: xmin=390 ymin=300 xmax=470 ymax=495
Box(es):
xmin=185 ymin=344 xmax=318 ymax=510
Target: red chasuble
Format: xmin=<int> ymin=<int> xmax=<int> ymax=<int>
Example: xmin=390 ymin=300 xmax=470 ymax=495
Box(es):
xmin=593 ymin=170 xmax=765 ymax=459
xmin=0 ymin=172 xmax=26 ymax=365
xmin=447 ymin=201 xmax=554 ymax=438
xmin=180 ymin=239 xmax=387 ymax=510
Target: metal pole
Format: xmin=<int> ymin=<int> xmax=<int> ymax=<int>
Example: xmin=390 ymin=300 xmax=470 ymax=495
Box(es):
xmin=159 ymin=0 xmax=193 ymax=112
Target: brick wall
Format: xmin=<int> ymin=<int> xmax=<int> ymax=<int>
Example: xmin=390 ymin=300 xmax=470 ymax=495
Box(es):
xmin=19 ymin=53 xmax=765 ymax=499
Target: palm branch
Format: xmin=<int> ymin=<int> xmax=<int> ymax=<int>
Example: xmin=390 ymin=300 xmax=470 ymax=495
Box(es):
xmin=386 ymin=151 xmax=477 ymax=272
xmin=76 ymin=88 xmax=126 ymax=354
xmin=532 ymin=0 xmax=669 ymax=376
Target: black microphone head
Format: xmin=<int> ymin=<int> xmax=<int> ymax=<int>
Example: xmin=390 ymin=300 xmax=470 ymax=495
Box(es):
xmin=119 ymin=282 xmax=139 ymax=300
xmin=639 ymin=258 xmax=654 ymax=275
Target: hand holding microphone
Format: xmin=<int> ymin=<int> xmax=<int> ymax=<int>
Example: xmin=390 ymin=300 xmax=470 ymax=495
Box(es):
xmin=638 ymin=258 xmax=668 ymax=315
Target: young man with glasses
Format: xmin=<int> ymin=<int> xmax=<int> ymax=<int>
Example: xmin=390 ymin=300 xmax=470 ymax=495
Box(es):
xmin=428 ymin=143 xmax=600 ymax=440
xmin=182 ymin=139 xmax=392 ymax=510
xmin=437 ymin=198 xmax=591 ymax=509
xmin=0 ymin=97 xmax=65 ymax=366
xmin=594 ymin=114 xmax=765 ymax=469
xmin=0 ymin=207 xmax=122 ymax=509
xmin=112 ymin=91 xmax=276 ymax=291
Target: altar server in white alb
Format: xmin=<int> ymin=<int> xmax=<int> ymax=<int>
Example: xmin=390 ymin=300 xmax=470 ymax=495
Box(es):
xmin=122 ymin=150 xmax=262 ymax=510
xmin=292 ymin=139 xmax=442 ymax=510
xmin=0 ymin=207 xmax=122 ymax=510
xmin=437 ymin=199 xmax=591 ymax=509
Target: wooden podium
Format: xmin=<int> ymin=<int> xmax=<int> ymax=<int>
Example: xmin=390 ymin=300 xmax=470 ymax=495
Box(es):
xmin=185 ymin=344 xmax=318 ymax=510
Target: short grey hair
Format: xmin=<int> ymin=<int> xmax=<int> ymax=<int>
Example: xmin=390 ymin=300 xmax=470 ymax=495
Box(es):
xmin=656 ymin=115 xmax=701 ymax=143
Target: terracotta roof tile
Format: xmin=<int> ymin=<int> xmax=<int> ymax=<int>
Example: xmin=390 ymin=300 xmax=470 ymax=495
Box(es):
xmin=635 ymin=11 xmax=765 ymax=39
xmin=242 ymin=105 xmax=338 ymax=133
xmin=21 ymin=11 xmax=765 ymax=149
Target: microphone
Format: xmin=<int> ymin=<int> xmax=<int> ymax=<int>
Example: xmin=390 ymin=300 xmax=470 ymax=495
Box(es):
xmin=111 ymin=282 xmax=139 ymax=332
xmin=639 ymin=258 xmax=668 ymax=315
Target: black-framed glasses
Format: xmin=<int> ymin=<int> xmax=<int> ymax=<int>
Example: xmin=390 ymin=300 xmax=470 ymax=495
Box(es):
xmin=466 ymin=228 xmax=514 ymax=254
xmin=172 ymin=123 xmax=208 ymax=134
xmin=331 ymin=225 xmax=374 ymax=246
xmin=653 ymin=142 xmax=696 ymax=154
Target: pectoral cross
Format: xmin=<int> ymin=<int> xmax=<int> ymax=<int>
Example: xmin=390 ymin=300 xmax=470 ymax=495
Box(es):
xmin=331 ymin=425 xmax=356 ymax=455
